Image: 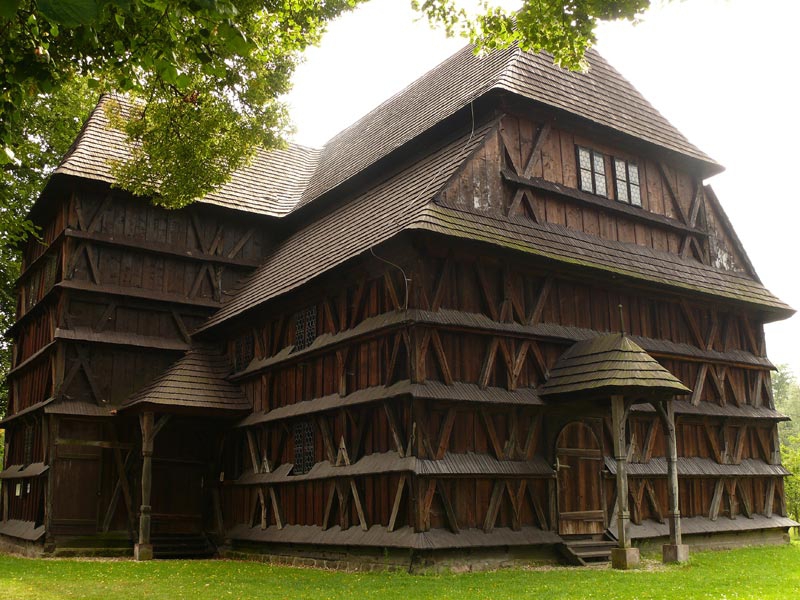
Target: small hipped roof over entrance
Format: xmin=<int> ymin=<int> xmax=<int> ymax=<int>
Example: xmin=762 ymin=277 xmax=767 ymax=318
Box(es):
xmin=539 ymin=333 xmax=691 ymax=400
xmin=120 ymin=344 xmax=249 ymax=416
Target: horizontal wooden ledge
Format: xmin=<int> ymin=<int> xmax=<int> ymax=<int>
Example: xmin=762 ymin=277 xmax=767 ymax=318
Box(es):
xmin=557 ymin=510 xmax=604 ymax=521
xmin=16 ymin=230 xmax=67 ymax=286
xmin=630 ymin=514 xmax=798 ymax=539
xmin=0 ymin=519 xmax=46 ymax=542
xmin=632 ymin=399 xmax=788 ymax=422
xmin=57 ymin=278 xmax=221 ymax=308
xmin=238 ymin=380 xmax=543 ymax=427
xmin=65 ymin=228 xmax=262 ymax=269
xmin=55 ymin=327 xmax=190 ymax=352
xmin=501 ymin=169 xmax=707 ymax=237
xmin=0 ymin=463 xmax=49 ymax=480
xmin=6 ymin=340 xmax=57 ymax=378
xmin=232 ymin=308 xmax=772 ymax=380
xmin=227 ymin=523 xmax=561 ymax=550
xmin=233 ymin=451 xmax=554 ymax=485
xmin=55 ymin=438 xmax=133 ymax=450
xmin=603 ymin=456 xmax=790 ymax=478
xmin=0 ymin=397 xmax=56 ymax=427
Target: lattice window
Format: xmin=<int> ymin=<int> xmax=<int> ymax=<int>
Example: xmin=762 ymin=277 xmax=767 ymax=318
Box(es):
xmin=576 ymin=146 xmax=608 ymax=197
xmin=292 ymin=420 xmax=315 ymax=475
xmin=293 ymin=306 xmax=317 ymax=351
xmin=23 ymin=423 xmax=34 ymax=466
xmin=233 ymin=332 xmax=254 ymax=372
xmin=613 ymin=157 xmax=642 ymax=207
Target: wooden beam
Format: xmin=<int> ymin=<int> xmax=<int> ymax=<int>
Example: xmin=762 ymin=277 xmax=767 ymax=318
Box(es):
xmin=480 ymin=409 xmax=506 ymax=460
xmin=709 ymin=479 xmax=725 ymax=521
xmin=478 ymin=338 xmax=500 ymax=389
xmin=483 ymin=480 xmax=504 ymax=533
xmin=657 ymin=162 xmax=689 ymax=224
xmin=388 ymin=475 xmax=406 ymax=532
xmin=523 ymin=122 xmax=552 ymax=178
xmin=437 ymin=481 xmax=460 ymax=534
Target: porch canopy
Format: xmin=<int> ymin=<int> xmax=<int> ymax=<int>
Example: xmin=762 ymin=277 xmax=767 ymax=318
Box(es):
xmin=119 ymin=344 xmax=249 ymax=560
xmin=540 ymin=333 xmax=691 ymax=567
xmin=539 ymin=333 xmax=690 ymax=400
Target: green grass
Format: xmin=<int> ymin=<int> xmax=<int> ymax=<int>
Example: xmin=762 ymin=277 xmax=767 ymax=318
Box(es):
xmin=1 ymin=543 xmax=799 ymax=599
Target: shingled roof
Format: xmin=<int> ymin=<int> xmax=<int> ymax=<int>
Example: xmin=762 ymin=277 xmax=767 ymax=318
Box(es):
xmin=539 ymin=333 xmax=691 ymax=399
xmin=55 ymin=95 xmax=320 ymax=217
xmin=198 ymin=122 xmax=495 ymax=330
xmin=297 ymin=45 xmax=719 ymax=210
xmin=51 ymin=43 xmax=719 ymax=220
xmin=122 ymin=344 xmax=249 ymax=414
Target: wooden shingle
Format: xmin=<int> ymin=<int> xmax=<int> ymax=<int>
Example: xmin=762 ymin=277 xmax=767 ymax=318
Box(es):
xmin=122 ymin=344 xmax=249 ymax=414
xmin=540 ymin=333 xmax=691 ymax=398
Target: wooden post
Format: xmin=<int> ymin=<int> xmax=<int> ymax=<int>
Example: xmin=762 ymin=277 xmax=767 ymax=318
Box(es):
xmin=610 ymin=395 xmax=640 ymax=569
xmin=135 ymin=411 xmax=154 ymax=561
xmin=655 ymin=400 xmax=689 ymax=563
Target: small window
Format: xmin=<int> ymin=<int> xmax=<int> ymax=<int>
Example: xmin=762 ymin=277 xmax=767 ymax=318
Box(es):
xmin=233 ymin=332 xmax=254 ymax=372
xmin=577 ymin=146 xmax=608 ymax=197
xmin=292 ymin=421 xmax=315 ymax=475
xmin=613 ymin=158 xmax=642 ymax=207
xmin=23 ymin=423 xmax=34 ymax=466
xmin=293 ymin=306 xmax=317 ymax=351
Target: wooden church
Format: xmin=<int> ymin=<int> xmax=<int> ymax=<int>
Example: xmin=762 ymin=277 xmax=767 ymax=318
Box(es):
xmin=1 ymin=43 xmax=796 ymax=570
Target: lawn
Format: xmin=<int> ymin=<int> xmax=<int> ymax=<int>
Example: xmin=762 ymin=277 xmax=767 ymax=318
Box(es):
xmin=0 ymin=543 xmax=798 ymax=600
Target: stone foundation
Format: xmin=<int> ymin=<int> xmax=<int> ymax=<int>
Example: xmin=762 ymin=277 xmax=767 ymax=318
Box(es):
xmin=220 ymin=541 xmax=561 ymax=573
xmin=0 ymin=533 xmax=45 ymax=558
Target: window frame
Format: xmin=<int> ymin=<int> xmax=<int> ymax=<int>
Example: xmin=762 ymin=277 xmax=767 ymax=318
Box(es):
xmin=576 ymin=146 xmax=608 ymax=198
xmin=292 ymin=420 xmax=315 ymax=475
xmin=612 ymin=157 xmax=642 ymax=207
xmin=293 ymin=305 xmax=317 ymax=352
xmin=233 ymin=331 xmax=255 ymax=372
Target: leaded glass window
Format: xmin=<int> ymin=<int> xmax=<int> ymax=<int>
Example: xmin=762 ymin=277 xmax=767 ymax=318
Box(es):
xmin=576 ymin=146 xmax=608 ymax=197
xmin=292 ymin=420 xmax=315 ymax=475
xmin=23 ymin=423 xmax=34 ymax=466
xmin=293 ymin=306 xmax=317 ymax=351
xmin=613 ymin=158 xmax=642 ymax=207
xmin=233 ymin=332 xmax=254 ymax=372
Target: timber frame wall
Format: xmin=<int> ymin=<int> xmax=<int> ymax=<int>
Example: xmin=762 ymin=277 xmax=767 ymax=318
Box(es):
xmin=0 ymin=98 xmax=792 ymax=561
xmin=1 ymin=178 xmax=273 ymax=546
xmin=219 ymin=230 xmax=787 ymax=549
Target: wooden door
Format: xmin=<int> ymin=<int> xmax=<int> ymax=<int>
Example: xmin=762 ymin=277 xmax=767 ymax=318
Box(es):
xmin=556 ymin=421 xmax=605 ymax=535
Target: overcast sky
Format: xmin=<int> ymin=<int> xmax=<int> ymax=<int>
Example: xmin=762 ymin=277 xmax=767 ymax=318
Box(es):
xmin=285 ymin=0 xmax=800 ymax=374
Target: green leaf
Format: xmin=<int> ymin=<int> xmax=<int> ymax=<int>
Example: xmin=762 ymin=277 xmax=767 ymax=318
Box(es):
xmin=38 ymin=0 xmax=100 ymax=27
xmin=0 ymin=146 xmax=18 ymax=165
xmin=0 ymin=0 xmax=22 ymax=20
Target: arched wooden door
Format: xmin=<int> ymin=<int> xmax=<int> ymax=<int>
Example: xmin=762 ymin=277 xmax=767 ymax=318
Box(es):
xmin=555 ymin=421 xmax=605 ymax=536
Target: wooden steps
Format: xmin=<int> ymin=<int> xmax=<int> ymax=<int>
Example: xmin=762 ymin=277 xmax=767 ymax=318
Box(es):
xmin=557 ymin=535 xmax=617 ymax=566
xmin=151 ymin=534 xmax=216 ymax=559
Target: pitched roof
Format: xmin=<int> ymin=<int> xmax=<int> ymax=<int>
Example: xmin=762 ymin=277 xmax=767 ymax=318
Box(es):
xmin=121 ymin=344 xmax=249 ymax=414
xmin=51 ymin=43 xmax=719 ymax=220
xmin=198 ymin=122 xmax=494 ymax=331
xmin=539 ymin=333 xmax=691 ymax=398
xmin=54 ymin=95 xmax=320 ymax=217
xmin=414 ymin=203 xmax=793 ymax=317
xmin=296 ymin=45 xmax=720 ymax=209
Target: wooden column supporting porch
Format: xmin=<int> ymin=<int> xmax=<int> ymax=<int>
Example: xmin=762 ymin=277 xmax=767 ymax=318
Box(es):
xmin=610 ymin=394 xmax=640 ymax=569
xmin=134 ymin=412 xmax=170 ymax=561
xmin=134 ymin=411 xmax=154 ymax=561
xmin=655 ymin=399 xmax=689 ymax=563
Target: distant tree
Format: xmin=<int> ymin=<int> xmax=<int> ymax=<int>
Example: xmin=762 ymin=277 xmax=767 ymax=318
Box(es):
xmin=773 ymin=365 xmax=800 ymax=527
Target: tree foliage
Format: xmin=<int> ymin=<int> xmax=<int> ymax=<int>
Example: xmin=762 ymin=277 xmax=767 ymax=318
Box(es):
xmin=773 ymin=365 xmax=800 ymax=526
xmin=0 ymin=1 xmax=654 ymax=417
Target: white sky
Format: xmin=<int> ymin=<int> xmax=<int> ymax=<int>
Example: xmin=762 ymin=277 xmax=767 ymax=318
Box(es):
xmin=285 ymin=0 xmax=800 ymax=374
